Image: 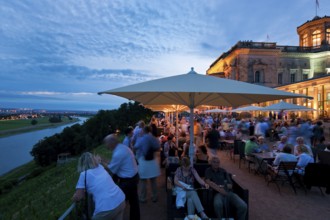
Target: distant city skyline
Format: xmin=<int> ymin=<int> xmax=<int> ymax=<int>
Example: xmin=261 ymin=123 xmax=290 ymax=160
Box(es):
xmin=1 ymin=0 xmax=329 ymax=111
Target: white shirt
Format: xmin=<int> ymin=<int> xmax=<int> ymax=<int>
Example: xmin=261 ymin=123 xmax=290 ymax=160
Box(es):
xmin=76 ymin=165 xmax=125 ymax=216
xmin=108 ymin=143 xmax=138 ymax=178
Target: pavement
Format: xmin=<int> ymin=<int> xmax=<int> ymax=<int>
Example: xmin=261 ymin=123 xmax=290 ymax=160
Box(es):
xmin=122 ymin=126 xmax=330 ymax=220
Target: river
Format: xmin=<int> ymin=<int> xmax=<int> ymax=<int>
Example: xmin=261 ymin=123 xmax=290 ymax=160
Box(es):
xmin=0 ymin=117 xmax=87 ymax=176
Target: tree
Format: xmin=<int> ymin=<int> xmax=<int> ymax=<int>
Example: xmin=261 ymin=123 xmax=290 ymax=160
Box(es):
xmin=31 ymin=119 xmax=38 ymax=125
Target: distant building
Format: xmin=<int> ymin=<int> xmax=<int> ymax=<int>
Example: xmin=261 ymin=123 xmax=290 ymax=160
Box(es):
xmin=207 ymin=16 xmax=330 ymax=119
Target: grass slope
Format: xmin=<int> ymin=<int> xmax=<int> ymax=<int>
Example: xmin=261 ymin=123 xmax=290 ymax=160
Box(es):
xmin=0 ymin=145 xmax=112 ymax=220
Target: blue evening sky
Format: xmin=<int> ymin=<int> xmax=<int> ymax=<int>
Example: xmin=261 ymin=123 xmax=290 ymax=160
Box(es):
xmin=1 ymin=0 xmax=329 ymax=111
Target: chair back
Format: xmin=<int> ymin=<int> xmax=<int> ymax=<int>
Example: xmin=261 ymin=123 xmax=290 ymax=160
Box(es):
xmin=318 ymin=151 xmax=330 ymax=165
xmin=277 ymin=161 xmax=297 ymax=176
xmin=238 ymin=141 xmax=246 ymax=159
xmin=233 ymin=140 xmax=241 ymax=155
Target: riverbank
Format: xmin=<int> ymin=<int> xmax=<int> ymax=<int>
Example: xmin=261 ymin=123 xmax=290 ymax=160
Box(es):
xmin=0 ymin=117 xmax=80 ymax=138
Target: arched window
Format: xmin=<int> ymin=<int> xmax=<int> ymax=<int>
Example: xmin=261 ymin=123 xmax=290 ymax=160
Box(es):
xmin=312 ymin=30 xmax=321 ymax=46
xmin=326 ymin=28 xmax=330 ymax=44
xmin=302 ymin=34 xmax=308 ymax=47
xmin=255 ymin=71 xmax=260 ymax=83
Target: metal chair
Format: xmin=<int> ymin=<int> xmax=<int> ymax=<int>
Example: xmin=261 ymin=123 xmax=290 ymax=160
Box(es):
xmin=267 ymin=161 xmax=298 ymax=194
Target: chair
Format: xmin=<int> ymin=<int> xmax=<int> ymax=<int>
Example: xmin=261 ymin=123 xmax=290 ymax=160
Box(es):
xmin=267 ymin=161 xmax=298 ymax=194
xmin=238 ymin=141 xmax=246 ymax=169
xmin=303 ymin=163 xmax=330 ymax=195
xmin=318 ymin=151 xmax=330 ymax=165
xmin=237 ymin=141 xmax=255 ymax=172
xmin=231 ymin=140 xmax=241 ymax=163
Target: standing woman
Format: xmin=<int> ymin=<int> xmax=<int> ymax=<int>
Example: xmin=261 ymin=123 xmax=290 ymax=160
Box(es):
xmin=72 ymin=152 xmax=125 ymax=220
xmin=134 ymin=125 xmax=161 ymax=203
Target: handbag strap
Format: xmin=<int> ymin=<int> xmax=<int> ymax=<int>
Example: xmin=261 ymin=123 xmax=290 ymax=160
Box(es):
xmin=84 ymin=170 xmax=90 ymax=220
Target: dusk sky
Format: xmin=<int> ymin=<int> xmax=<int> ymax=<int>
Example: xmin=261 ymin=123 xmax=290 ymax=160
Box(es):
xmin=1 ymin=0 xmax=329 ymax=111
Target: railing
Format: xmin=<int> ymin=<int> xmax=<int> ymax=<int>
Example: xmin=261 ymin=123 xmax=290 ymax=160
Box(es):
xmin=58 ymin=203 xmax=76 ymax=220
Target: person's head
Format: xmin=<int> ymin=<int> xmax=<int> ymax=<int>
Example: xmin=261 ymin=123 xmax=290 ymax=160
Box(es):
xmin=77 ymin=152 xmax=98 ymax=173
xmin=167 ymin=134 xmax=174 ymax=141
xmin=296 ymin=136 xmax=304 ymax=145
xmin=249 ymin=136 xmax=257 ymax=142
xmin=258 ymin=136 xmax=265 ymax=144
xmin=210 ymin=156 xmax=220 ymax=170
xmin=180 ymin=157 xmax=191 ymax=169
xmin=104 ymin=134 xmax=119 ymax=150
xmin=211 ymin=123 xmax=217 ymax=129
xmin=296 ymin=145 xmax=309 ymax=154
xmin=125 ymin=126 xmax=134 ymax=136
xmin=199 ymin=145 xmax=208 ymax=154
xmin=180 ymin=131 xmax=186 ymax=137
xmin=143 ymin=125 xmax=151 ymax=134
xmin=281 ymin=136 xmax=288 ymax=143
xmin=283 ymin=145 xmax=292 ymax=154
xmin=138 ymin=120 xmax=145 ymax=128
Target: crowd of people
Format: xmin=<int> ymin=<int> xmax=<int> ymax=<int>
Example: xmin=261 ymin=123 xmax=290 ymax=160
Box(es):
xmin=71 ymin=113 xmax=329 ymax=220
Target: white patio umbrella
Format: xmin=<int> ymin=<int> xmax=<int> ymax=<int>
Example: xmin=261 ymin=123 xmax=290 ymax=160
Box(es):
xmin=232 ymin=106 xmax=264 ymax=112
xmin=261 ymin=100 xmax=315 ymax=111
xmin=98 ymin=68 xmax=311 ymax=162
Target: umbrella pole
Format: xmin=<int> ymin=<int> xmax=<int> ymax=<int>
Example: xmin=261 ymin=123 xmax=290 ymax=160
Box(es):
xmin=189 ymin=107 xmax=194 ymax=165
xmin=176 ymin=110 xmax=179 ymax=149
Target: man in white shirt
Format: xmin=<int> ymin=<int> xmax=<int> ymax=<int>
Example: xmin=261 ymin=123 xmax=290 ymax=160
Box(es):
xmin=104 ymin=134 xmax=140 ymax=220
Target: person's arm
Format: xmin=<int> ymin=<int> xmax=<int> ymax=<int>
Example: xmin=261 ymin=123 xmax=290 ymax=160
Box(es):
xmin=205 ymin=178 xmax=227 ymax=195
xmin=72 ymin=188 xmax=85 ymax=202
xmin=191 ymin=168 xmax=209 ymax=189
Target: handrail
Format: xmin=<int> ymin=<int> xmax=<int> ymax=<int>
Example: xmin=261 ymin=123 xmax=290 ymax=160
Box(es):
xmin=58 ymin=203 xmax=76 ymax=220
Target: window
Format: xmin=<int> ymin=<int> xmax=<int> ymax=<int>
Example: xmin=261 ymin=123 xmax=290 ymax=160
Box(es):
xmin=326 ymin=28 xmax=330 ymax=44
xmin=290 ymin=73 xmax=295 ymax=83
xmin=312 ymin=30 xmax=321 ymax=46
xmin=302 ymin=73 xmax=308 ymax=80
xmin=255 ymin=71 xmax=260 ymax=83
xmin=302 ymin=34 xmax=308 ymax=47
xmin=278 ymin=73 xmax=283 ymax=84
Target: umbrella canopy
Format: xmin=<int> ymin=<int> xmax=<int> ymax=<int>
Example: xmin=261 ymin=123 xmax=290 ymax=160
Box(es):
xmin=99 ymin=68 xmax=311 ymax=161
xmin=232 ymin=106 xmax=264 ymax=112
xmin=99 ymin=68 xmax=310 ymax=108
xmin=261 ymin=100 xmax=315 ymax=111
xmin=204 ymin=108 xmax=229 ymax=113
xmin=144 ymin=104 xmax=188 ymax=112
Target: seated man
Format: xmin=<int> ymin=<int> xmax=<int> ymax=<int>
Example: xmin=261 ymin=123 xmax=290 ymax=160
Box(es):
xmin=267 ymin=145 xmax=297 ymax=179
xmin=205 ymin=157 xmax=247 ymax=220
xmin=273 ymin=136 xmax=288 ymax=152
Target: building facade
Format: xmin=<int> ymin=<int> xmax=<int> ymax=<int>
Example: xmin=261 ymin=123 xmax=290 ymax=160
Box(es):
xmin=207 ymin=16 xmax=330 ymax=119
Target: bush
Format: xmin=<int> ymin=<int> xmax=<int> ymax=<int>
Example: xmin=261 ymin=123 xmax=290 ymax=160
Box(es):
xmin=31 ymin=119 xmax=38 ymax=125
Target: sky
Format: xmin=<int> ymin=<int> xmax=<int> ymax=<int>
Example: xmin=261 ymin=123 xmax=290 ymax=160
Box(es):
xmin=1 ymin=0 xmax=329 ymax=111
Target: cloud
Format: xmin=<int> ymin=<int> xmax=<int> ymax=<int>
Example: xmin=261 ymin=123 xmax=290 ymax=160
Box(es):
xmin=1 ymin=0 xmax=330 ymax=111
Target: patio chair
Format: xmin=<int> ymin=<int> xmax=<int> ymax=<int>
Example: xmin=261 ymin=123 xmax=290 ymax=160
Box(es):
xmin=267 ymin=161 xmax=298 ymax=194
xmin=238 ymin=141 xmax=254 ymax=172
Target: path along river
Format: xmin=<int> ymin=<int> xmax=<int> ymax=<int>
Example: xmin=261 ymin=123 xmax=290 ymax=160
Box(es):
xmin=0 ymin=117 xmax=87 ymax=176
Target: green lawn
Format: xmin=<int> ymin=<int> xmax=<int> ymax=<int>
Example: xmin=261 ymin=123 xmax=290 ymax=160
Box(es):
xmin=0 ymin=117 xmax=74 ymax=131
xmin=0 ymin=145 xmax=112 ymax=220
xmin=0 ymin=117 xmax=79 ymax=138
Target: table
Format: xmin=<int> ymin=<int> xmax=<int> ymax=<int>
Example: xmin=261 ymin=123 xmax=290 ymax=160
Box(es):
xmin=251 ymin=152 xmax=276 ymax=175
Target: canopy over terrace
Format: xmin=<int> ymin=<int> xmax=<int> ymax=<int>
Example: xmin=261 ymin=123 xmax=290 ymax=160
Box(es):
xmin=232 ymin=106 xmax=265 ymax=112
xmin=98 ymin=68 xmax=311 ymax=161
xmin=261 ymin=100 xmax=316 ymax=111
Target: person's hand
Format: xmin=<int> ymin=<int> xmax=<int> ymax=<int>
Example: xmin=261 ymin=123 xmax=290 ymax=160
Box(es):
xmin=227 ymin=183 xmax=233 ymax=190
xmin=72 ymin=189 xmax=84 ymax=202
xmin=204 ymin=183 xmax=209 ymax=189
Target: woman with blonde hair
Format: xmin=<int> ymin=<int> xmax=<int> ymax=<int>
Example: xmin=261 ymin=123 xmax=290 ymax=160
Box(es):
xmin=73 ymin=152 xmax=126 ymax=220
xmin=174 ymin=157 xmax=209 ymax=219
